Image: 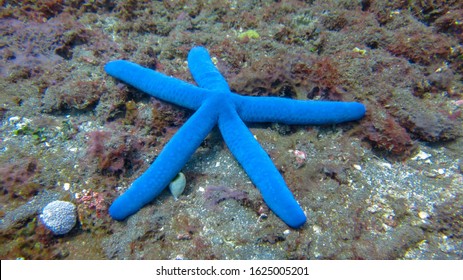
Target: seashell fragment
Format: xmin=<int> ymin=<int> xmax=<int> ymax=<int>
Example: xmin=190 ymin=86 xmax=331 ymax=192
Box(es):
xmin=169 ymin=172 xmax=186 ymax=200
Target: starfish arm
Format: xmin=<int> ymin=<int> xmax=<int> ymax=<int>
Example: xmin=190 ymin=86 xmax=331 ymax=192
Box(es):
xmin=218 ymin=106 xmax=307 ymax=228
xmin=109 ymin=102 xmax=218 ymax=220
xmin=234 ymin=95 xmax=366 ymax=125
xmin=105 ymin=60 xmax=208 ymax=110
xmin=187 ymin=46 xmax=231 ymax=92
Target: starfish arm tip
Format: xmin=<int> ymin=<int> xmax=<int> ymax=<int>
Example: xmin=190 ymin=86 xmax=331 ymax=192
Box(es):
xmin=188 ymin=47 xmax=230 ymax=92
xmin=108 ymin=194 xmax=138 ymax=221
xmin=104 ymin=60 xmax=129 ymax=78
xmin=354 ymin=102 xmax=367 ymax=118
xmin=287 ymin=212 xmax=307 ymax=228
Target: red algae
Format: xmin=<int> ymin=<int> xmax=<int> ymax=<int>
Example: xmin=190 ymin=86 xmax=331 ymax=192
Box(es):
xmin=0 ymin=158 xmax=41 ymax=203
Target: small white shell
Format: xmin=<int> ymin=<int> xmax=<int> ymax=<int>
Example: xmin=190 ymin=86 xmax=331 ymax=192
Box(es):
xmin=169 ymin=172 xmax=186 ymax=200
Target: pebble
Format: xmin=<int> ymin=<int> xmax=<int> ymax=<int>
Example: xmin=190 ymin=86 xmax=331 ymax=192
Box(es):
xmin=312 ymin=225 xmax=322 ymax=234
xmin=418 ymin=211 xmax=430 ymax=220
xmin=353 ymin=164 xmax=362 ymax=170
xmin=411 ymin=150 xmax=432 ymax=160
xmin=39 ymin=200 xmax=77 ymax=235
xmin=377 ymin=162 xmax=392 ymax=169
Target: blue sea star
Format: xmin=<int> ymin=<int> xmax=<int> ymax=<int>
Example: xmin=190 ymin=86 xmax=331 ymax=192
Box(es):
xmin=105 ymin=47 xmax=366 ymax=228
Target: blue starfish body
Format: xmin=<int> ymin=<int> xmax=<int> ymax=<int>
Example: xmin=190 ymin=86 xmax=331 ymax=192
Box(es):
xmin=105 ymin=47 xmax=365 ymax=228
